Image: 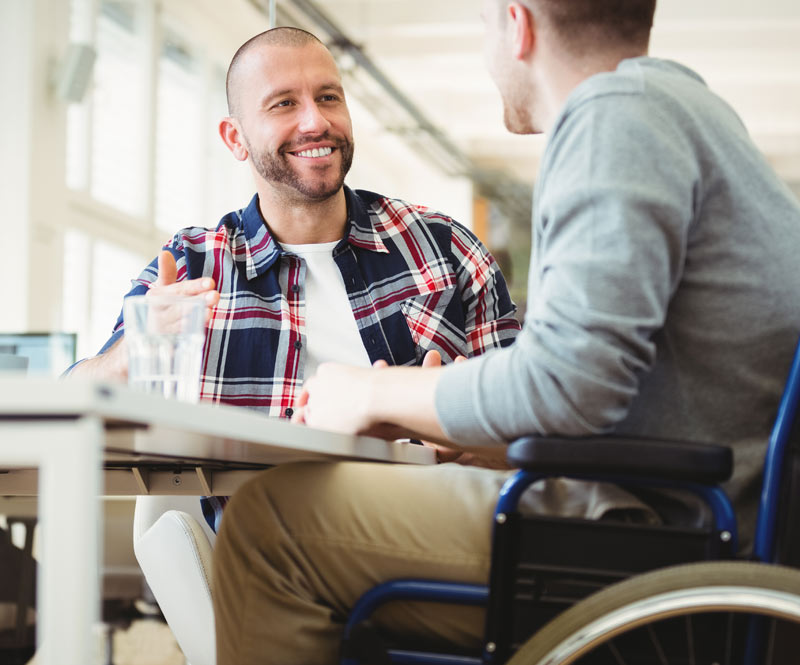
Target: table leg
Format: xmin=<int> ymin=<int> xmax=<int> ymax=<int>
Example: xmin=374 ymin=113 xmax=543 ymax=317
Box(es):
xmin=0 ymin=417 xmax=104 ymax=665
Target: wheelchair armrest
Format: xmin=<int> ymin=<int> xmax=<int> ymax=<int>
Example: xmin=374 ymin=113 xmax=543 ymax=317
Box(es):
xmin=506 ymin=435 xmax=733 ymax=484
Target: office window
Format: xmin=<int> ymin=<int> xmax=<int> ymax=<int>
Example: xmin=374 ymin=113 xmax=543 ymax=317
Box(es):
xmin=155 ymin=49 xmax=251 ymax=231
xmin=89 ymin=240 xmax=147 ymax=355
xmin=154 ymin=34 xmax=205 ymax=233
xmin=65 ymin=0 xmax=93 ymax=192
xmin=62 ymin=229 xmax=90 ymax=357
xmin=59 ymin=0 xmax=252 ymax=361
xmin=62 ymin=230 xmax=147 ymax=358
xmin=90 ymin=1 xmax=148 ymax=217
xmin=66 ymin=0 xmax=148 ymax=215
xmin=206 ymin=67 xmax=253 ymax=218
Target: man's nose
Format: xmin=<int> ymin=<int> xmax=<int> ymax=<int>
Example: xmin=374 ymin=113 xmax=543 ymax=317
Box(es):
xmin=297 ymin=102 xmax=331 ymax=135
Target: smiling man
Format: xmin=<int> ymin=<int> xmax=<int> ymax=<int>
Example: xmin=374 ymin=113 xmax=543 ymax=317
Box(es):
xmin=70 ymin=27 xmax=519 ymax=532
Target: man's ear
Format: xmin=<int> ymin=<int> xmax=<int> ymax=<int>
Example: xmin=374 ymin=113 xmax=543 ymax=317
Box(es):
xmin=219 ymin=117 xmax=249 ymax=161
xmin=508 ymin=2 xmax=535 ymax=60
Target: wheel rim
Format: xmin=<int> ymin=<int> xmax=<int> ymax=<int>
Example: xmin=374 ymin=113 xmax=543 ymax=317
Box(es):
xmin=535 ymin=586 xmax=800 ymax=665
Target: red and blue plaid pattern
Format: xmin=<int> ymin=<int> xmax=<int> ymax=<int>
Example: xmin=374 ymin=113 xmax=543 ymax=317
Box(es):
xmin=97 ymin=187 xmax=520 ymax=530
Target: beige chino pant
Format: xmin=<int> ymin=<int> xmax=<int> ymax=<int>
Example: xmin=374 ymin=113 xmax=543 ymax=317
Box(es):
xmin=213 ymin=460 xmax=650 ymax=665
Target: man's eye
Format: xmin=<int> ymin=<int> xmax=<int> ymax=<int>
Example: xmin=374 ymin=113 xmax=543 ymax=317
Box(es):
xmin=320 ymin=95 xmax=339 ymax=102
xmin=273 ymin=100 xmax=293 ymax=109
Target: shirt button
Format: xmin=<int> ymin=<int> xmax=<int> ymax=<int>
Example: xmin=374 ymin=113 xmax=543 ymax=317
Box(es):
xmin=294 ymin=340 xmax=302 ymax=350
xmin=291 ymin=284 xmax=300 ymax=293
xmin=284 ymin=407 xmax=293 ymax=418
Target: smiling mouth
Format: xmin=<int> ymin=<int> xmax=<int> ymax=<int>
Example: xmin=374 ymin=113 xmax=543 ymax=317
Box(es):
xmin=292 ymin=146 xmax=334 ymax=159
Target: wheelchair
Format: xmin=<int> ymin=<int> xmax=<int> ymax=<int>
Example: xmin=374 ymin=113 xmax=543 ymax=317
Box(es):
xmin=340 ymin=337 xmax=800 ymax=665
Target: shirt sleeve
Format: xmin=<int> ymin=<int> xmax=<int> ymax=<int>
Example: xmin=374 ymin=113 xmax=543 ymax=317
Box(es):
xmin=435 ymin=93 xmax=697 ymax=445
xmin=448 ymin=221 xmax=521 ymax=357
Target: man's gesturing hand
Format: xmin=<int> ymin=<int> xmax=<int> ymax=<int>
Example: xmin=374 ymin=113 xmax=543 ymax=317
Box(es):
xmin=148 ymin=251 xmax=220 ymax=322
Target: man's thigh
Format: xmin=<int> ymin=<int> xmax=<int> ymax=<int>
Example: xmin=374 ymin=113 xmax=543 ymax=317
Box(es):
xmin=219 ymin=461 xmax=508 ymax=646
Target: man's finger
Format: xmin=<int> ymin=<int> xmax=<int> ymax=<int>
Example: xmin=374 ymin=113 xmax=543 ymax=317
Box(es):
xmin=290 ymin=405 xmax=307 ymax=425
xmin=294 ymin=387 xmax=310 ymax=408
xmin=149 ymin=278 xmax=218 ymax=297
xmin=372 ymin=359 xmax=389 ymax=369
xmin=155 ymin=251 xmax=178 ymax=286
xmin=421 ymin=349 xmax=442 ymax=368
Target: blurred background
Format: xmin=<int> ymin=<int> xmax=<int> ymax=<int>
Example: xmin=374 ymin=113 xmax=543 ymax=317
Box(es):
xmin=2 ymin=0 xmax=799 ymax=365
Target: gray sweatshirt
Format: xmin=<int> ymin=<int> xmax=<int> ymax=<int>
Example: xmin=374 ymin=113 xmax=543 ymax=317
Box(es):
xmin=435 ymin=58 xmax=800 ymax=542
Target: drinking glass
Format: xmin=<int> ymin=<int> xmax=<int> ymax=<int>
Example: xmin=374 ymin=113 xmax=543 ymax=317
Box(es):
xmin=123 ymin=295 xmax=206 ymax=402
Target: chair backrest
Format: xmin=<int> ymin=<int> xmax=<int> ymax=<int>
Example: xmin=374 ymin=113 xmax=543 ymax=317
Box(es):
xmin=753 ymin=336 xmax=800 ymax=564
xmin=133 ymin=496 xmax=216 ymax=665
xmin=133 ymin=495 xmax=216 ymax=547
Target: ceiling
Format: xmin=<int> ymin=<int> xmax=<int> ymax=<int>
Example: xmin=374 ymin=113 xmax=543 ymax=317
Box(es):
xmin=277 ymin=0 xmax=800 ymax=190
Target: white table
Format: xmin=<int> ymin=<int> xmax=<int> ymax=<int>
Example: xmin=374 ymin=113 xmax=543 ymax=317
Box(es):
xmin=0 ymin=377 xmax=434 ymax=665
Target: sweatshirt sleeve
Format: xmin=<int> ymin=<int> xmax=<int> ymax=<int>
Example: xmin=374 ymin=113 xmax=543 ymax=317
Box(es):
xmin=435 ymin=90 xmax=698 ymax=445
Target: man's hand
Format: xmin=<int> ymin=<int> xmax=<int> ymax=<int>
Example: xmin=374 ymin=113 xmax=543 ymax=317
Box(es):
xmin=291 ymin=350 xmax=466 ymax=452
xmin=142 ymin=252 xmax=220 ymax=333
xmin=292 ymin=363 xmax=383 ymax=434
xmin=290 ymin=351 xmax=454 ymax=433
xmin=69 ymin=251 xmax=219 ymax=382
xmin=148 ymin=251 xmax=220 ymax=323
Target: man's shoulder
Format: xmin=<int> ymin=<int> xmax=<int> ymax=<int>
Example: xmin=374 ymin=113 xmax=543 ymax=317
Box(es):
xmin=351 ymin=188 xmax=466 ymax=234
xmin=560 ymin=58 xmax=714 ymax=130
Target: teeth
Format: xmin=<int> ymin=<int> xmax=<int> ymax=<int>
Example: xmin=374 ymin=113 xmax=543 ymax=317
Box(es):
xmin=296 ymin=147 xmax=333 ymax=158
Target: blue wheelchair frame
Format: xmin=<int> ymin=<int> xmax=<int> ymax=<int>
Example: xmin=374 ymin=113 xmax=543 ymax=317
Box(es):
xmin=341 ymin=338 xmax=800 ymax=665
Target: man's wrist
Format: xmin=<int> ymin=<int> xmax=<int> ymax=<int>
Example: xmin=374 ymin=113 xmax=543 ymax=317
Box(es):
xmin=364 ymin=367 xmax=392 ymax=426
xmin=111 ymin=337 xmax=129 ymax=381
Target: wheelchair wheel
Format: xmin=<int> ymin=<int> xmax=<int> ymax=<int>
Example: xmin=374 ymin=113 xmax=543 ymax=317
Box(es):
xmin=506 ymin=561 xmax=800 ymax=665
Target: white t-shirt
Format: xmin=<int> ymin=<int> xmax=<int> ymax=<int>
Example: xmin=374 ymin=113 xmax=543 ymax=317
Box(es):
xmin=281 ymin=241 xmax=372 ymax=378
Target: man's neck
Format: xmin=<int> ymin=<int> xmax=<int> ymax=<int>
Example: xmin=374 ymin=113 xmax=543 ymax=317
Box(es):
xmin=257 ymin=187 xmax=348 ymax=245
xmin=537 ymin=48 xmax=648 ymax=132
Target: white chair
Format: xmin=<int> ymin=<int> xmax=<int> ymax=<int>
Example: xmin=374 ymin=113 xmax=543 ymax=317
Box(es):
xmin=133 ymin=496 xmax=216 ymax=665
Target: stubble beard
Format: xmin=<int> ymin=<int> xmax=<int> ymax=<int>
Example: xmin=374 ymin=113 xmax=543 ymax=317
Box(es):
xmin=247 ymin=133 xmax=355 ymax=203
xmin=503 ymin=101 xmax=540 ymax=135
xmin=500 ymin=78 xmax=542 ymax=135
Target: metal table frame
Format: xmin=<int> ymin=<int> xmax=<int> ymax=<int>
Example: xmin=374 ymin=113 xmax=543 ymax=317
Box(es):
xmin=0 ymin=378 xmax=433 ymax=665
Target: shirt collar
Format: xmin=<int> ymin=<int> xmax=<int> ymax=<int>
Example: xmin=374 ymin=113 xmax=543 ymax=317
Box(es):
xmin=237 ymin=194 xmax=281 ymax=280
xmin=236 ymin=186 xmax=389 ymax=280
xmin=341 ymin=186 xmax=389 ymax=255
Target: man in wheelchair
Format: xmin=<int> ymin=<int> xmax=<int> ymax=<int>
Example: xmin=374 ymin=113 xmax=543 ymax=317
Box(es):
xmin=213 ymin=1 xmax=800 ymax=664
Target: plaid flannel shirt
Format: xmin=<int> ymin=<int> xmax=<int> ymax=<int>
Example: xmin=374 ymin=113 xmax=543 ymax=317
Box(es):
xmin=98 ymin=187 xmax=520 ymax=530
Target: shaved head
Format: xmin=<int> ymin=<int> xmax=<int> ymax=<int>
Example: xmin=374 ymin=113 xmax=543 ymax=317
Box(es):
xmin=226 ymin=27 xmax=326 ymax=117
xmin=218 ymin=27 xmax=354 ymax=205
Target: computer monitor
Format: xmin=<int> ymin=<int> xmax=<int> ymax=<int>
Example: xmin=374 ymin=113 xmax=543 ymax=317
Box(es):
xmin=0 ymin=332 xmax=77 ymax=376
